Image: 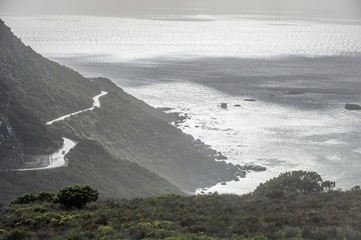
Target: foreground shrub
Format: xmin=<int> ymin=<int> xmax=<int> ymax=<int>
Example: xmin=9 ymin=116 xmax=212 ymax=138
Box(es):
xmin=11 ymin=192 xmax=55 ymax=205
xmin=0 ymin=230 xmax=34 ymax=240
xmin=57 ymin=185 xmax=98 ymax=209
xmin=253 ymin=171 xmax=335 ymax=196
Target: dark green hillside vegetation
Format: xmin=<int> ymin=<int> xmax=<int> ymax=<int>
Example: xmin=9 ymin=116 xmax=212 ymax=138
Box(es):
xmin=0 ymin=79 xmax=24 ymax=169
xmin=1 ymin=172 xmax=361 ymax=240
xmin=0 ymin=18 xmax=241 ymax=200
xmin=0 ymin=140 xmax=182 ymax=203
xmin=0 ymin=20 xmax=98 ymax=122
xmin=52 ymin=77 xmax=240 ymax=191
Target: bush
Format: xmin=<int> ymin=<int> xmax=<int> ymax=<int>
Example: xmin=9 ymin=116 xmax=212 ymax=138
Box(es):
xmin=57 ymin=185 xmax=98 ymax=209
xmin=11 ymin=192 xmax=55 ymax=205
xmin=253 ymin=171 xmax=335 ymax=196
xmin=11 ymin=193 xmax=36 ymax=204
xmin=36 ymin=192 xmax=55 ymax=202
xmin=1 ymin=230 xmax=34 ymax=240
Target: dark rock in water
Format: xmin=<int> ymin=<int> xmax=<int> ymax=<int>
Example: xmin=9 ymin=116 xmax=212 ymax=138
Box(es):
xmin=234 ymin=104 xmax=241 ymax=107
xmin=220 ymin=103 xmax=228 ymax=109
xmin=239 ymin=164 xmax=267 ymax=172
xmin=216 ymin=154 xmax=228 ymax=160
xmin=345 ymin=103 xmax=361 ymax=111
xmin=236 ymin=171 xmax=246 ymax=178
xmin=167 ymin=111 xmax=190 ymax=126
xmin=243 ymin=98 xmax=256 ymax=102
xmin=221 ymin=182 xmax=227 ymax=185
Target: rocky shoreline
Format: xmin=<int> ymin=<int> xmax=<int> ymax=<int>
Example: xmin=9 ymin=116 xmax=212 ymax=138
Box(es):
xmin=159 ymin=107 xmax=267 ymax=189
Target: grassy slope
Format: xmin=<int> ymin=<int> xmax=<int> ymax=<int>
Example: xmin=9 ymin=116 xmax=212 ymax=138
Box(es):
xmin=0 ymin=20 xmax=98 ymax=122
xmin=52 ymin=77 xmax=239 ymax=191
xmin=1 ymin=191 xmax=361 ymax=239
xmin=0 ymin=140 xmax=182 ymax=203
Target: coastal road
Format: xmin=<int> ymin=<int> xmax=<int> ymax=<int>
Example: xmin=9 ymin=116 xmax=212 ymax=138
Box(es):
xmin=17 ymin=138 xmax=77 ymax=171
xmin=16 ymin=91 xmax=108 ymax=171
xmin=46 ymin=91 xmax=108 ymax=125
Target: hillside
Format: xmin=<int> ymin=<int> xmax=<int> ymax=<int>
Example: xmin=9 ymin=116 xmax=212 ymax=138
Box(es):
xmin=2 ymin=171 xmax=359 ymax=240
xmin=1 ymin=186 xmax=361 ymax=240
xmin=0 ymin=19 xmax=241 ymax=201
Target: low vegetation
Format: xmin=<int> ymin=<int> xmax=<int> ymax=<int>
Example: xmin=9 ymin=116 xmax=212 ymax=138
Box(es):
xmin=57 ymin=186 xmax=99 ymax=209
xmin=0 ymin=140 xmax=182 ymax=203
xmin=1 ymin=171 xmax=360 ymax=240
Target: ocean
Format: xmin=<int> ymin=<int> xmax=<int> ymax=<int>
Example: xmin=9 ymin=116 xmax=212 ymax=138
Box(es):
xmin=3 ymin=14 xmax=361 ymax=193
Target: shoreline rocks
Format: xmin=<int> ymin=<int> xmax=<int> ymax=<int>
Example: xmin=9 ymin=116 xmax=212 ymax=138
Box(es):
xmin=345 ymin=103 xmax=361 ymax=111
xmin=220 ymin=103 xmax=228 ymax=109
xmin=161 ymin=107 xmax=268 ymax=188
xmin=215 ymin=153 xmax=228 ymax=160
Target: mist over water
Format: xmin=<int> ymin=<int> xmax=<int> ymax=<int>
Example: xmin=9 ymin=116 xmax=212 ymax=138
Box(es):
xmin=3 ymin=14 xmax=361 ymax=193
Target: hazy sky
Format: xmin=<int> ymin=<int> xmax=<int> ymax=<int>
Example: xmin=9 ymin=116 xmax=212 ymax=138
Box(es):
xmin=0 ymin=0 xmax=360 ymax=18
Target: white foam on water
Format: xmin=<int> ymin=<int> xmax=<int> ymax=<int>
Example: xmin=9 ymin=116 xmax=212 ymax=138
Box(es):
xmin=353 ymin=148 xmax=361 ymax=155
xmin=126 ymin=81 xmax=361 ymax=193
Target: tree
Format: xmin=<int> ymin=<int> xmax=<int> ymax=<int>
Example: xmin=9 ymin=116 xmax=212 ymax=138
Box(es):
xmin=57 ymin=185 xmax=99 ymax=209
xmin=253 ymin=171 xmax=335 ymax=196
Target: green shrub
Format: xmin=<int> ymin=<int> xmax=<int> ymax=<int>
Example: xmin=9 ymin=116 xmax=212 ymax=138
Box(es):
xmin=11 ymin=193 xmax=37 ymax=204
xmin=253 ymin=171 xmax=335 ymax=196
xmin=36 ymin=192 xmax=55 ymax=202
xmin=57 ymin=185 xmax=98 ymax=209
xmin=1 ymin=230 xmax=34 ymax=240
xmin=11 ymin=192 xmax=55 ymax=205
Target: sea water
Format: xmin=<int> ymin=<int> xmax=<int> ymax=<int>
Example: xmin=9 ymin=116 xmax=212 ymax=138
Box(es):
xmin=3 ymin=14 xmax=361 ymax=193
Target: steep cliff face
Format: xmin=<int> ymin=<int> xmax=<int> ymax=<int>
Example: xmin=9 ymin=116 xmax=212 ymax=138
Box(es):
xmin=0 ymin=80 xmax=24 ymax=169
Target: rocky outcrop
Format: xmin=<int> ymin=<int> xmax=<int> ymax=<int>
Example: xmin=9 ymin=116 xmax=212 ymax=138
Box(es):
xmin=220 ymin=103 xmax=228 ymax=109
xmin=240 ymin=164 xmax=267 ymax=172
xmin=215 ymin=153 xmax=228 ymax=160
xmin=345 ymin=103 xmax=361 ymax=111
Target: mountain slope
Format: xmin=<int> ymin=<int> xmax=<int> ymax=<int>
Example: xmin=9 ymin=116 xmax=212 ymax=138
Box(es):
xmin=0 ymin=140 xmax=181 ymax=203
xmin=0 ymin=19 xmax=239 ymax=201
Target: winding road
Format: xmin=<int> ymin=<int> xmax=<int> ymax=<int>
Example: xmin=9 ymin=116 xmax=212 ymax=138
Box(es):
xmin=46 ymin=91 xmax=108 ymax=125
xmin=16 ymin=91 xmax=108 ymax=171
